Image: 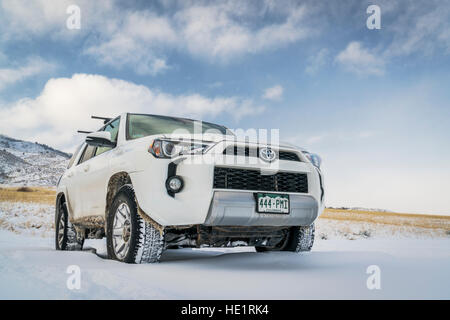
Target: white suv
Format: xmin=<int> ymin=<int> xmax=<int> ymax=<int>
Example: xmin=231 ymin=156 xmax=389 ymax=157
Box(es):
xmin=55 ymin=113 xmax=325 ymax=263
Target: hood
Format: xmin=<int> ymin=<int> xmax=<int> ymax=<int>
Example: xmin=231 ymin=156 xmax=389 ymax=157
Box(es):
xmin=160 ymin=133 xmax=305 ymax=150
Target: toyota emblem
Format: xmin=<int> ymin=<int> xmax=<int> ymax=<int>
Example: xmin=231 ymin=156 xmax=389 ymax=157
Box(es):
xmin=259 ymin=148 xmax=277 ymax=162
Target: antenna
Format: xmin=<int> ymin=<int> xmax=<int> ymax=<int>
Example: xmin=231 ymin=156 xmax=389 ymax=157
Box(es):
xmin=91 ymin=116 xmax=112 ymax=124
xmin=77 ymin=130 xmax=92 ymax=134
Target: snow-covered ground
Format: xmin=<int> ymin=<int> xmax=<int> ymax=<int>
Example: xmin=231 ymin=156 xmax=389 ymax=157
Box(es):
xmin=0 ymin=202 xmax=54 ymax=237
xmin=0 ymin=199 xmax=449 ymax=299
xmin=0 ymin=230 xmax=449 ymax=299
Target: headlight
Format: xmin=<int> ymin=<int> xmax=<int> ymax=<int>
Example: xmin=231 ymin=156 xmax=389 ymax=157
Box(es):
xmin=149 ymin=139 xmax=213 ymax=158
xmin=304 ymin=152 xmax=322 ymax=169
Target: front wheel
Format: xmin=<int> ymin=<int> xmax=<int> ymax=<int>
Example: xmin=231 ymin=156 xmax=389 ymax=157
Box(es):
xmin=55 ymin=201 xmax=84 ymax=251
xmin=106 ymin=185 xmax=165 ymax=263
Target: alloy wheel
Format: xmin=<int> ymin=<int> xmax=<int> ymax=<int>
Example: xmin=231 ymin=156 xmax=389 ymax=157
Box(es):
xmin=112 ymin=202 xmax=132 ymax=260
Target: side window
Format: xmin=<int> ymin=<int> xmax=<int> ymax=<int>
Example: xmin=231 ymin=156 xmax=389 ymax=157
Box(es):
xmin=78 ymin=145 xmax=96 ymax=164
xmin=95 ymin=118 xmax=120 ymax=156
xmin=67 ymin=144 xmax=83 ymax=169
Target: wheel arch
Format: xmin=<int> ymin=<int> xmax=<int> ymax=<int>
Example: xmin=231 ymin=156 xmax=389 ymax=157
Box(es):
xmin=105 ymin=172 xmax=132 ymax=217
xmin=56 ymin=188 xmax=76 ymax=220
xmin=56 ymin=191 xmax=66 ymax=206
xmin=55 ymin=192 xmax=65 ymax=225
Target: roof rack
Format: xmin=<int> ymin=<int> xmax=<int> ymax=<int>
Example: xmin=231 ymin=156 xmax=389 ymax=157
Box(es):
xmin=77 ymin=116 xmax=112 ymax=134
xmin=91 ymin=116 xmax=112 ymax=124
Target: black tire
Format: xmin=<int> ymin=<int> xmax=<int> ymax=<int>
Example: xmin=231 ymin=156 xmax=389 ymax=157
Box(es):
xmin=55 ymin=200 xmax=84 ymax=251
xmin=282 ymin=224 xmax=315 ymax=252
xmin=255 ymin=224 xmax=315 ymax=253
xmin=106 ymin=185 xmax=165 ymax=263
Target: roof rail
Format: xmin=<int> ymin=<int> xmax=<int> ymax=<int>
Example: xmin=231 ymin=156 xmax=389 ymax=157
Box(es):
xmin=77 ymin=130 xmax=92 ymax=134
xmin=91 ymin=116 xmax=112 ymax=124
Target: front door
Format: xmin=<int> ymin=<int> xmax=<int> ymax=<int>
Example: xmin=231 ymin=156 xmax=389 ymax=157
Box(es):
xmin=76 ymin=117 xmax=121 ymax=218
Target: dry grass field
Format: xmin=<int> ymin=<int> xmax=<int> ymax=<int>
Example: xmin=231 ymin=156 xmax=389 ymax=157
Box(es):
xmin=0 ymin=186 xmax=56 ymax=205
xmin=322 ymin=208 xmax=450 ymax=231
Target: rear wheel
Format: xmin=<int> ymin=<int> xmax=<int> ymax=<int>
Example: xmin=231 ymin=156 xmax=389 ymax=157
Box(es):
xmin=55 ymin=200 xmax=84 ymax=251
xmin=283 ymin=224 xmax=315 ymax=252
xmin=106 ymin=185 xmax=165 ymax=263
xmin=255 ymin=224 xmax=315 ymax=253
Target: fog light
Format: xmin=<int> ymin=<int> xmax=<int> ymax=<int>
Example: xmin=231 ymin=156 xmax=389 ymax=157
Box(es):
xmin=166 ymin=176 xmax=184 ymax=193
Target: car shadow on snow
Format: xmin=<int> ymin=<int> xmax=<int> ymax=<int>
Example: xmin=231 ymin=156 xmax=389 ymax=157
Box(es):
xmin=81 ymin=244 xmax=382 ymax=272
xmin=81 ymin=246 xmax=108 ymax=259
xmin=159 ymin=248 xmax=353 ymax=271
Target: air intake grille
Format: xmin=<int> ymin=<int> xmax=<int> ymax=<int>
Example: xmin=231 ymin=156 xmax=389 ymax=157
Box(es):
xmin=223 ymin=146 xmax=301 ymax=162
xmin=279 ymin=151 xmax=301 ymax=162
xmin=213 ymin=167 xmax=308 ymax=193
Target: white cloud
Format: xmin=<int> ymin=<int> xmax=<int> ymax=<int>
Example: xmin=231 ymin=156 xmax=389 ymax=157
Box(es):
xmin=335 ymin=42 xmax=385 ymax=76
xmin=263 ymin=85 xmax=283 ymax=101
xmin=0 ymin=0 xmax=113 ymax=40
xmin=0 ymin=74 xmax=264 ymax=151
xmin=0 ymin=56 xmax=56 ymax=90
xmin=175 ymin=4 xmax=311 ymax=61
xmin=0 ymin=0 xmax=68 ymax=36
xmin=83 ymin=11 xmax=177 ymax=75
xmin=382 ymin=1 xmax=450 ymax=57
xmin=2 ymin=0 xmax=450 ymax=76
xmin=0 ymin=1 xmax=316 ymax=73
xmin=305 ymin=48 xmax=329 ymax=75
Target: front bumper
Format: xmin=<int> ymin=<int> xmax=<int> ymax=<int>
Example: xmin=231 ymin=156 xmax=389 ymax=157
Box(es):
xmin=204 ymin=191 xmax=318 ymax=227
xmin=130 ymin=152 xmax=324 ymax=227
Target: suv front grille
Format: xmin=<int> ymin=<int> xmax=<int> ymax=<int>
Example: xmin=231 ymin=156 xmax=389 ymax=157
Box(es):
xmin=279 ymin=151 xmax=301 ymax=161
xmin=213 ymin=167 xmax=308 ymax=193
xmin=223 ymin=146 xmax=301 ymax=162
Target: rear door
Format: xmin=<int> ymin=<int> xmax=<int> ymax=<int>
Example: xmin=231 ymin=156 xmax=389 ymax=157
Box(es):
xmin=71 ymin=144 xmax=97 ymax=219
xmin=62 ymin=143 xmax=84 ymax=219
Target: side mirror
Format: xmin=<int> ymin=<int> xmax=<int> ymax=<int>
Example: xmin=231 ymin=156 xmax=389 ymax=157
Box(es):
xmin=85 ymin=131 xmax=115 ymax=148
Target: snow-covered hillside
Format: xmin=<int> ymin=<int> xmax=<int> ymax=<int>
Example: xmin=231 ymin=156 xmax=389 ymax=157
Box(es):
xmin=0 ymin=134 xmax=70 ymax=186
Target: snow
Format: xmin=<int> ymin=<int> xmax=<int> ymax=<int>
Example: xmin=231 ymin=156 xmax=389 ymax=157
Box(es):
xmin=0 ymin=197 xmax=449 ymax=299
xmin=0 ymin=202 xmax=54 ymax=237
xmin=0 ymin=229 xmax=448 ymax=299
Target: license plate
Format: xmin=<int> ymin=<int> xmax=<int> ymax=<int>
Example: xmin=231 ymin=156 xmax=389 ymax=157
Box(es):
xmin=256 ymin=193 xmax=290 ymax=214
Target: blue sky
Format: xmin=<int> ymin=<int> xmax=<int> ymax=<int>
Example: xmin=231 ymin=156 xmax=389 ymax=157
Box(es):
xmin=0 ymin=0 xmax=449 ymax=214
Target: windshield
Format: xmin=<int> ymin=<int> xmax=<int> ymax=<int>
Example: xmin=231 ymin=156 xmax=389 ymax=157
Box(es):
xmin=127 ymin=114 xmax=232 ymax=140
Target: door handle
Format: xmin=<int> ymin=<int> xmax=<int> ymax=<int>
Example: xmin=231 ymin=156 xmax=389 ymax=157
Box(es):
xmin=84 ymin=165 xmax=90 ymax=172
